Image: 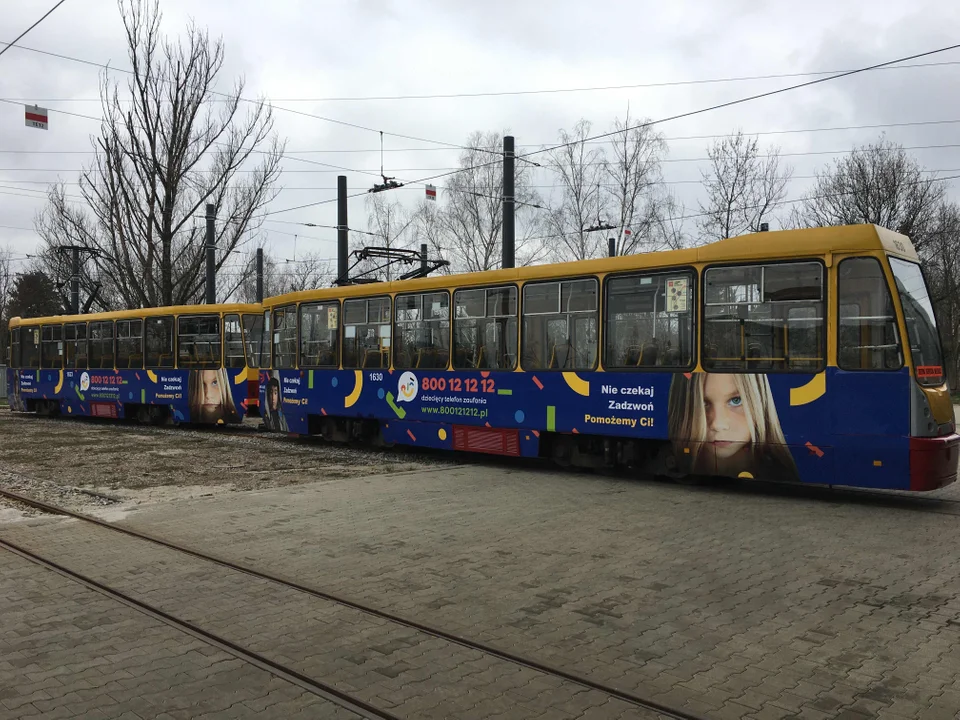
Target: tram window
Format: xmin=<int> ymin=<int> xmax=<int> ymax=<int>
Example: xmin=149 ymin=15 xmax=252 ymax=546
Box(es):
xmin=453 ymin=286 xmax=517 ymax=370
xmin=838 ymin=257 xmax=902 ymax=371
xmin=88 ymin=321 xmax=115 ymax=369
xmin=64 ymin=323 xmax=87 ymax=369
xmin=522 ymin=278 xmax=598 ymax=370
xmin=178 ymin=315 xmax=221 ymax=368
xmin=116 ymin=320 xmax=143 ymax=369
xmin=40 ymin=325 xmax=64 ymax=369
xmin=9 ymin=328 xmax=19 ymax=368
xmin=395 ymin=292 xmax=450 ymax=370
xmin=145 ymin=317 xmax=174 ymax=368
xmin=890 ymin=257 xmax=944 ymax=385
xmin=271 ymin=305 xmax=298 ymax=369
xmin=702 ymin=261 xmax=824 ymax=372
xmin=299 ymin=302 xmax=339 ymax=368
xmin=342 ymin=297 xmax=391 ymax=369
xmin=20 ymin=327 xmax=40 ymax=369
xmin=241 ymin=314 xmax=264 ymax=369
xmin=605 ymin=272 xmax=694 ymax=369
xmin=224 ymin=314 xmax=247 ymax=368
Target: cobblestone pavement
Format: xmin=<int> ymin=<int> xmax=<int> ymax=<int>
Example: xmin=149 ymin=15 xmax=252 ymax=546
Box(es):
xmin=105 ymin=465 xmax=960 ymax=720
xmin=0 ymin=544 xmax=360 ymax=720
xmin=0 ymin=517 xmax=667 ymax=720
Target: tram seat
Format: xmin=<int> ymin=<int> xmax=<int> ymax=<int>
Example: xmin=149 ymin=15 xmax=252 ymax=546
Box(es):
xmin=639 ymin=343 xmax=659 ymax=366
xmin=549 ymin=343 xmax=574 ymax=369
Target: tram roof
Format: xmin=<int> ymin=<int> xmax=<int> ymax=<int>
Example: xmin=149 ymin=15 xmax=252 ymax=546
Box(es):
xmin=264 ymin=223 xmax=917 ymax=307
xmin=9 ymin=302 xmax=263 ymax=329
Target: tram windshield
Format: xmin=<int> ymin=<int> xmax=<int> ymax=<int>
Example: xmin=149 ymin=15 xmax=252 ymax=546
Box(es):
xmin=889 ymin=257 xmax=944 ymax=386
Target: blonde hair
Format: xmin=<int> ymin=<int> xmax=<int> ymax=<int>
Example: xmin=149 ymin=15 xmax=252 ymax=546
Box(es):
xmin=188 ymin=368 xmax=239 ymax=422
xmin=668 ymin=373 xmax=798 ymax=478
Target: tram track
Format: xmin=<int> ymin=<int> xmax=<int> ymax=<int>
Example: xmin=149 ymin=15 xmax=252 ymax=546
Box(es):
xmin=0 ymin=485 xmax=710 ymax=720
xmin=8 ymin=409 xmax=960 ymax=517
xmin=0 ymin=534 xmax=398 ymax=720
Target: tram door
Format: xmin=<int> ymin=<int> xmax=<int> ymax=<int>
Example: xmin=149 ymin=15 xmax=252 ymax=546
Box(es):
xmin=832 ymin=255 xmax=909 ymax=487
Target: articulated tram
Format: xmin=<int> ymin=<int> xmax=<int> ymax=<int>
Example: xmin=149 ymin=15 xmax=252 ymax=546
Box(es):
xmin=6 ymin=225 xmax=958 ymax=492
xmin=6 ymin=304 xmax=262 ymax=424
xmin=256 ymin=224 xmax=958 ymax=491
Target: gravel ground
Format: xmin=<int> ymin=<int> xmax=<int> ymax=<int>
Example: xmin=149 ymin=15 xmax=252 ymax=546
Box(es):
xmin=0 ymin=410 xmax=454 ymax=518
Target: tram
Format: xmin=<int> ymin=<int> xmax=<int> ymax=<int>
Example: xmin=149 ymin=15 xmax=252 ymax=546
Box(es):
xmin=5 ymin=304 xmax=263 ymax=424
xmin=257 ymin=224 xmax=959 ymax=491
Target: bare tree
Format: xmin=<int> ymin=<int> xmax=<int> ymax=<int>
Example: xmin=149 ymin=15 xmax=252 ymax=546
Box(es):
xmin=544 ymin=120 xmax=609 ymax=261
xmin=0 ymin=246 xmax=11 ymax=363
xmin=276 ymin=252 xmax=333 ymax=294
xmin=649 ymin=189 xmax=691 ymax=251
xmin=426 ymin=130 xmax=545 ymax=273
xmin=35 ymin=0 xmax=284 ymax=309
xmin=791 ymin=137 xmax=946 ymax=253
xmin=351 ymin=194 xmax=418 ymax=281
xmin=411 ymin=199 xmax=451 ymax=276
xmin=698 ymin=130 xmax=792 ymax=242
xmin=605 ymin=112 xmax=669 ymax=255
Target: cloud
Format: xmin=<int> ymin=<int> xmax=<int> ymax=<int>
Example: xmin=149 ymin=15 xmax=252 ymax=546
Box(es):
xmin=1 ymin=0 xmax=959 ymax=270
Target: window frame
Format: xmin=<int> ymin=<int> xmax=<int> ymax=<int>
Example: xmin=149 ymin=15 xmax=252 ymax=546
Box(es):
xmin=177 ymin=314 xmax=222 ymax=369
xmin=88 ymin=320 xmax=116 ymax=369
xmin=64 ymin=322 xmax=88 ymax=370
xmin=602 ymin=267 xmax=698 ymax=372
xmin=144 ymin=316 xmax=175 ymax=369
xmin=116 ymin=319 xmax=144 ymax=369
xmin=341 ymin=295 xmax=392 ymax=370
xmin=223 ymin=313 xmax=248 ymax=369
xmin=9 ymin=327 xmax=20 ymax=368
xmin=298 ymin=300 xmax=340 ymax=369
xmin=452 ymin=283 xmax=519 ymax=371
xmin=40 ymin=324 xmax=64 ymax=369
xmin=888 ymin=255 xmax=945 ymax=386
xmin=393 ymin=290 xmax=451 ymax=371
xmin=836 ymin=255 xmax=904 ymax=373
xmin=21 ymin=326 xmax=40 ymax=369
xmin=271 ymin=304 xmax=299 ymax=369
xmin=700 ymin=258 xmax=827 ymax=374
xmin=520 ymin=275 xmax=600 ymax=372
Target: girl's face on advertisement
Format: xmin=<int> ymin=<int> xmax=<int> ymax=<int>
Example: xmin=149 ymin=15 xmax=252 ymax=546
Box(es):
xmin=703 ymin=374 xmax=750 ymax=458
xmin=198 ymin=370 xmax=222 ymax=421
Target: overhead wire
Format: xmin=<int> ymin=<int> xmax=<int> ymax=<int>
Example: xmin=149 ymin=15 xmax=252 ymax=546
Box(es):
xmin=0 ymin=41 xmax=492 ymax=155
xmin=6 ymin=117 xmax=960 ymax=155
xmin=0 ymin=0 xmax=70 ymax=61
xmin=6 ymin=142 xmax=960 ymax=175
xmin=5 ymin=59 xmax=960 ymax=102
xmin=261 ymin=42 xmax=960 ymax=217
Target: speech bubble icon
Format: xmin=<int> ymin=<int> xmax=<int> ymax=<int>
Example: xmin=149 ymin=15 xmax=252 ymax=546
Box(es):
xmin=397 ymin=371 xmax=418 ymax=403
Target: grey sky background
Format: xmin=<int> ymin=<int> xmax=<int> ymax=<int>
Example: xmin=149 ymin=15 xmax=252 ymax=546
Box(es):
xmin=1 ymin=0 xmax=959 ymax=273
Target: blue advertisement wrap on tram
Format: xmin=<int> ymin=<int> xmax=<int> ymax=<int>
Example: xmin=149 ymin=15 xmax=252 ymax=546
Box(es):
xmin=260 ymin=366 xmax=913 ymax=490
xmin=6 ymin=365 xmax=251 ymax=424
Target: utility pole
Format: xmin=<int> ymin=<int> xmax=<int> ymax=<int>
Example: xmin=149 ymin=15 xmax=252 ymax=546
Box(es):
xmin=205 ymin=203 xmax=216 ymax=304
xmin=337 ymin=175 xmax=349 ymax=285
xmin=256 ymin=248 xmax=264 ymax=302
xmin=502 ymin=135 xmax=515 ymax=269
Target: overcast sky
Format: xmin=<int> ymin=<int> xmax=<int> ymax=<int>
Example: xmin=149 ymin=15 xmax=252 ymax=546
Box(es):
xmin=2 ymin=0 xmax=959 ymax=274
